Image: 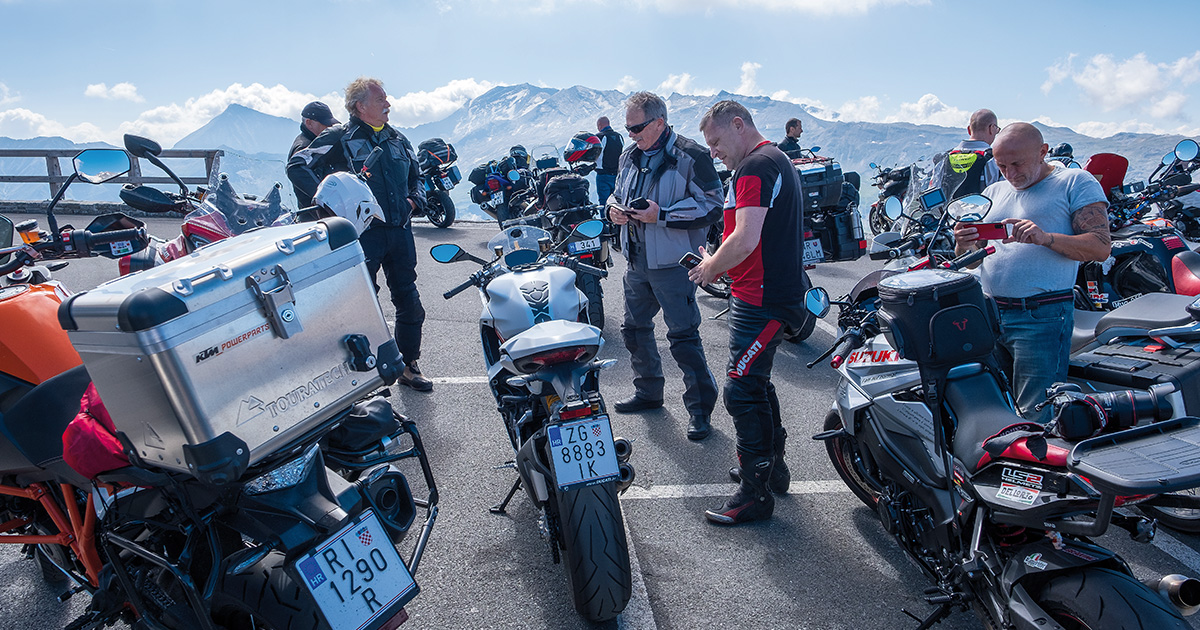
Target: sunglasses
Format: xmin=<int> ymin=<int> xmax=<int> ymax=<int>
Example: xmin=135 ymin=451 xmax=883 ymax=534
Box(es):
xmin=626 ymin=117 xmax=660 ymax=134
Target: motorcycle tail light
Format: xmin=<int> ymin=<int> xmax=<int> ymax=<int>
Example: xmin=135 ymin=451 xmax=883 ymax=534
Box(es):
xmin=514 ymin=346 xmax=595 ymax=373
xmin=243 ymin=443 xmax=320 ymax=495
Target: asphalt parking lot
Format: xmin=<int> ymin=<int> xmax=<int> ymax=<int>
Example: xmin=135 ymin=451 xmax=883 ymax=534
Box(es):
xmin=3 ymin=214 xmax=1200 ymax=629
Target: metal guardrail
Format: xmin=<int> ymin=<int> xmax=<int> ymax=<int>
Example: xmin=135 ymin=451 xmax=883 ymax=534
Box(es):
xmin=0 ymin=149 xmax=222 ymax=197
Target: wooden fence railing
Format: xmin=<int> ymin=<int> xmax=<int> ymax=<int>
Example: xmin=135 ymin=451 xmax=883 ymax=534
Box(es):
xmin=0 ymin=149 xmax=222 ymax=198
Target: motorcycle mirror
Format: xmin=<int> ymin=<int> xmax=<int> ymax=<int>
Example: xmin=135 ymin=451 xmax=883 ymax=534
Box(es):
xmin=810 ymin=146 xmax=821 ymax=154
xmin=123 ymin=134 xmax=162 ymax=159
xmin=805 ymin=287 xmax=831 ymax=318
xmin=1176 ymin=139 xmax=1200 ymax=162
xmin=430 ymin=243 xmax=465 ymax=263
xmin=0 ymin=214 xmax=13 ymax=266
xmin=573 ymin=219 xmax=604 ymax=240
xmin=883 ymin=196 xmax=903 ymax=221
xmin=507 ymin=170 xmax=521 ymax=183
xmin=73 ymin=149 xmax=131 ymax=184
xmin=1163 ymin=151 xmax=1177 ymax=167
xmin=947 ymin=194 xmax=992 ymax=222
xmin=869 ymin=162 xmax=878 ymax=169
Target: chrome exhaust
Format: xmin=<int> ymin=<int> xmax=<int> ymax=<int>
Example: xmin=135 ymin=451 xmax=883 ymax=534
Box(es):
xmin=1143 ymin=574 xmax=1200 ymax=616
xmin=616 ymin=462 xmax=635 ymax=493
xmin=613 ymin=437 xmax=632 ymax=463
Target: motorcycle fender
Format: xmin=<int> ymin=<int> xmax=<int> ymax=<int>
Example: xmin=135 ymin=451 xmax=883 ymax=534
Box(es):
xmin=234 ymin=453 xmax=358 ymax=552
xmin=1005 ymin=583 xmax=1068 ymax=630
xmin=999 ymin=538 xmax=1125 ymax=595
xmin=515 ymin=429 xmax=553 ymax=505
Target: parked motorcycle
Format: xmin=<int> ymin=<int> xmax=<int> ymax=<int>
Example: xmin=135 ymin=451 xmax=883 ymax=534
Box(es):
xmin=0 ymin=147 xmax=438 ymax=630
xmin=1077 ymin=139 xmax=1200 ymax=310
xmin=430 ymin=220 xmax=633 ymax=622
xmin=805 ymin=193 xmax=1200 ymax=629
xmin=415 ymin=137 xmax=459 ymax=228
xmin=867 ymin=162 xmax=913 ymax=235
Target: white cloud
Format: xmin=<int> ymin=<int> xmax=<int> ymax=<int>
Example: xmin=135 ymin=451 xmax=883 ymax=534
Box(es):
xmin=1044 ymin=51 xmax=1200 ymax=121
xmin=1169 ymin=51 xmax=1200 ymax=85
xmin=0 ymin=83 xmax=17 ymax=106
xmin=84 ymin=82 xmax=145 ymax=103
xmin=1151 ymin=91 xmax=1189 ymax=119
xmin=1041 ymin=54 xmax=1076 ymax=95
xmin=0 ymin=108 xmax=104 ymax=142
xmin=388 ymin=78 xmax=497 ymax=126
xmin=616 ymin=76 xmax=640 ymax=92
xmin=882 ymin=93 xmax=968 ymax=127
xmin=655 ymin=73 xmax=716 ymax=96
xmin=736 ymin=61 xmax=762 ymax=96
xmin=836 ymin=96 xmax=882 ymax=122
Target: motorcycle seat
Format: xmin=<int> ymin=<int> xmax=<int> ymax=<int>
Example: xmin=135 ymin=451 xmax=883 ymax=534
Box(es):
xmin=1071 ymin=309 xmax=1106 ymax=353
xmin=1173 ymin=249 xmax=1200 ymax=296
xmin=0 ymin=366 xmax=90 ymax=475
xmin=1093 ymin=292 xmax=1197 ymax=345
xmin=944 ymin=371 xmax=1036 ymax=474
xmin=1112 ymin=223 xmax=1151 ymax=239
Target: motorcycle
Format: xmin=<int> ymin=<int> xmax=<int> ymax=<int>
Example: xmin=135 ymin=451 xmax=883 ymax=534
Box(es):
xmin=805 ymin=193 xmax=1200 ymax=629
xmin=0 ymin=147 xmax=438 ymax=630
xmin=414 ymin=137 xmax=459 ymax=228
xmin=867 ymin=162 xmax=914 ymax=235
xmin=1077 ymin=139 xmax=1200 ymax=310
xmin=429 ymin=220 xmax=633 ymax=622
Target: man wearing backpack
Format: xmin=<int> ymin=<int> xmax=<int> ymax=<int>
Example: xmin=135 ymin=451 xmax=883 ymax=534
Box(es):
xmin=929 ymin=109 xmax=1003 ymax=200
xmin=595 ymin=116 xmax=624 ymax=204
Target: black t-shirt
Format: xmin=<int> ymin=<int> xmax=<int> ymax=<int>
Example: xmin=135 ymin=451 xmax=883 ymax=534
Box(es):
xmin=723 ymin=141 xmax=806 ymax=307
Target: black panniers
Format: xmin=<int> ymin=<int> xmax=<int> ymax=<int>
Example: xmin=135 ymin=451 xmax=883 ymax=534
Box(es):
xmin=545 ymin=174 xmax=590 ymax=212
xmin=417 ymin=138 xmax=457 ymax=170
xmin=469 ymin=162 xmax=491 ymax=187
xmin=795 ymin=157 xmax=845 ymax=210
xmin=810 ymin=209 xmax=864 ymax=262
xmin=877 ymin=269 xmax=996 ymax=366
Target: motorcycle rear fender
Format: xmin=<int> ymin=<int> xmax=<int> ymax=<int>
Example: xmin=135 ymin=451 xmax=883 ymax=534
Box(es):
xmin=999 ymin=538 xmax=1126 ymax=596
xmin=515 ymin=426 xmax=552 ymax=506
xmin=1005 ymin=583 xmax=1069 ymax=630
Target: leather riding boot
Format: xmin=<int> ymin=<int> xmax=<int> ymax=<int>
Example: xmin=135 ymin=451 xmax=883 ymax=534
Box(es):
xmin=706 ymin=454 xmax=775 ymax=525
xmin=727 ymin=427 xmax=790 ymax=494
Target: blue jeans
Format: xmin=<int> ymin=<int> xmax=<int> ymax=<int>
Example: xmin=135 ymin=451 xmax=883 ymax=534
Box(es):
xmin=994 ymin=300 xmax=1073 ymax=422
xmin=596 ymin=173 xmax=616 ymax=205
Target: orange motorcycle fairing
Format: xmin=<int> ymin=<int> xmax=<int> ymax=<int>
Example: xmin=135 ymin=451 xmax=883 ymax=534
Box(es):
xmin=0 ymin=283 xmax=81 ymax=385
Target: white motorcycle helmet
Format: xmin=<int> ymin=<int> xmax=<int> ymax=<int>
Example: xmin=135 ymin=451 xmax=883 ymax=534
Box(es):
xmin=313 ymin=171 xmax=385 ymax=236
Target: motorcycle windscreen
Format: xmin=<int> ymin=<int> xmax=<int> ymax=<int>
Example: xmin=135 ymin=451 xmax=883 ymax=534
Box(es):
xmin=1083 ymin=153 xmax=1128 ymax=201
xmin=487 ymin=224 xmax=553 ymax=268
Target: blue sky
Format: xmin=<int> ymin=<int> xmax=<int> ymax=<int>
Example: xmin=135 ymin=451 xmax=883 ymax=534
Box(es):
xmin=2 ymin=0 xmax=1199 ymax=144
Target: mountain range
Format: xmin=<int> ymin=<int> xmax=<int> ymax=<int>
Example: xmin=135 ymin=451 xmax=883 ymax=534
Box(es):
xmin=0 ymin=84 xmax=1194 ymax=218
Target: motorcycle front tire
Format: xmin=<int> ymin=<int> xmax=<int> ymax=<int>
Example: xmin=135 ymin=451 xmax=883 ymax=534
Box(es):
xmin=823 ymin=411 xmax=879 ymax=509
xmin=213 ymin=550 xmax=324 ymax=630
xmin=1034 ymin=567 xmax=1188 ymax=629
xmin=784 ymin=310 xmax=817 ymax=344
xmin=428 ymin=189 xmax=456 ymax=228
xmin=576 ymin=272 xmax=605 ymax=329
xmin=555 ymin=480 xmax=632 ymax=622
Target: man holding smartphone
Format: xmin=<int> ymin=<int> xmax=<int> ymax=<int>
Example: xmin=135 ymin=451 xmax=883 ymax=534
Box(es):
xmin=606 ymin=92 xmax=723 ymax=441
xmin=953 ymin=123 xmax=1109 ymax=421
xmin=691 ymin=100 xmax=809 ymax=525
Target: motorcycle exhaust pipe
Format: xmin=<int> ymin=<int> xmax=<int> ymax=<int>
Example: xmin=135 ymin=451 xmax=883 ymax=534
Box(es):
xmin=1143 ymin=574 xmax=1200 ymax=616
xmin=616 ymin=462 xmax=635 ymax=494
xmin=613 ymin=437 xmax=632 ymax=463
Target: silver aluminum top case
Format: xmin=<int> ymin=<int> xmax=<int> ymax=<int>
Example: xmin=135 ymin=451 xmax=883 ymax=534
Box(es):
xmin=60 ymin=218 xmax=400 ymax=484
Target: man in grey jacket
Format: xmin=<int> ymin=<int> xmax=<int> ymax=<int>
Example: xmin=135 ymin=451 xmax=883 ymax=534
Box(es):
xmin=606 ymin=92 xmax=723 ymax=440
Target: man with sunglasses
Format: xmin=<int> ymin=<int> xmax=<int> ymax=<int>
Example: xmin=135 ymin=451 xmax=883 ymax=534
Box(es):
xmin=929 ymin=108 xmax=1003 ymax=201
xmin=606 ymin=92 xmax=723 ymax=441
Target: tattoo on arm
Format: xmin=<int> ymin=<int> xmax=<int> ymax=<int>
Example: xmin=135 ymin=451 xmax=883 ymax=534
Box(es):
xmin=1071 ymin=203 xmax=1112 ymax=247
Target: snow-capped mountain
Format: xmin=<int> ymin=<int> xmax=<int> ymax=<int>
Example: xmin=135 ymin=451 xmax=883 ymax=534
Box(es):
xmin=1 ymin=85 xmax=1195 ymax=219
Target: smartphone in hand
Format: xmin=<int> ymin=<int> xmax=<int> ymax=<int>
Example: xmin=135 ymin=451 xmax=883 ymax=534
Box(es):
xmin=967 ymin=222 xmax=1012 ymax=241
xmin=679 ymin=252 xmax=703 ymax=269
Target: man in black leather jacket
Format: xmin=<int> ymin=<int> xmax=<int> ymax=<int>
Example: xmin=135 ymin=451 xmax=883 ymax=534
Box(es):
xmin=288 ymin=101 xmax=339 ymax=207
xmin=287 ymin=77 xmax=433 ymax=391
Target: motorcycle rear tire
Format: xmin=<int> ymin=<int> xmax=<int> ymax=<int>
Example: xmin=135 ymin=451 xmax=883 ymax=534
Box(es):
xmin=1035 ymin=567 xmax=1188 ymax=629
xmin=823 ymin=411 xmax=879 ymax=509
xmin=1139 ymin=491 xmax=1200 ymax=533
xmin=576 ymin=272 xmax=605 ymax=329
xmin=428 ymin=190 xmax=456 ymax=228
xmin=868 ymin=204 xmax=891 ymax=236
xmin=213 ymin=550 xmax=324 ymax=630
xmin=555 ymin=481 xmax=632 ymax=622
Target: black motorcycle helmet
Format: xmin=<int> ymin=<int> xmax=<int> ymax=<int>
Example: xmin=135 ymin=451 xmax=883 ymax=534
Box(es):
xmin=1051 ymin=142 xmax=1073 ymax=158
xmin=509 ymin=145 xmax=530 ymax=169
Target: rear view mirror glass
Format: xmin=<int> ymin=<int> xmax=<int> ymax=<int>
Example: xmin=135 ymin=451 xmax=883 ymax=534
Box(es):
xmin=575 ymin=219 xmax=603 ymax=239
xmin=430 ymin=243 xmax=463 ymax=263
xmin=73 ymin=149 xmax=131 ymax=184
xmin=947 ymin=194 xmax=992 ymax=222
xmin=883 ymin=196 xmax=903 ymax=221
xmin=1176 ymin=139 xmax=1199 ymax=162
xmin=0 ymin=214 xmax=13 ymax=266
xmin=805 ymin=287 xmax=830 ymax=318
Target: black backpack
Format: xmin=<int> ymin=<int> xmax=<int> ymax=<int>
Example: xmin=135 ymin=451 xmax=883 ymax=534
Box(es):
xmin=545 ymin=174 xmax=590 ymax=212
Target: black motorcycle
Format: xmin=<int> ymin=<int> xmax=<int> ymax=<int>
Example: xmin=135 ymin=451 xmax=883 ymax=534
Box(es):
xmin=415 ymin=137 xmax=459 ymax=228
xmin=867 ymin=162 xmax=913 ymax=235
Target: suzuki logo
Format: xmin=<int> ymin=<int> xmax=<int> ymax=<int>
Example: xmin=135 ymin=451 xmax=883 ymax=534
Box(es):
xmin=952 ymin=319 xmax=968 ymax=331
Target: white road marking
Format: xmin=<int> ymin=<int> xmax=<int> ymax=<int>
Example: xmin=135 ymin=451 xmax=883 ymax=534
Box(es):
xmin=621 ymin=480 xmax=849 ymax=501
xmin=617 ymin=513 xmax=658 ymax=630
xmin=815 ymin=317 xmax=838 ymax=339
xmin=430 ymin=376 xmax=490 ymax=384
xmin=1153 ymin=530 xmax=1200 ymax=577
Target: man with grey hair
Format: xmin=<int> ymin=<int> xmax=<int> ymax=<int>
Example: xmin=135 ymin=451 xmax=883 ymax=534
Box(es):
xmin=691 ymin=99 xmax=808 ymax=524
xmin=930 ymin=108 xmax=1003 ymax=201
xmin=288 ymin=76 xmax=433 ymax=391
xmin=606 ymin=91 xmax=722 ymax=440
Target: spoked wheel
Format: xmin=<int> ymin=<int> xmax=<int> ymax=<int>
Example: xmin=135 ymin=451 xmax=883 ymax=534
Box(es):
xmin=1140 ymin=490 xmax=1200 ymax=533
xmin=822 ymin=411 xmax=879 ymax=509
xmin=1035 ymin=568 xmax=1188 ymax=629
xmin=700 ymin=222 xmax=732 ymax=299
xmin=427 ymin=190 xmax=456 ymax=228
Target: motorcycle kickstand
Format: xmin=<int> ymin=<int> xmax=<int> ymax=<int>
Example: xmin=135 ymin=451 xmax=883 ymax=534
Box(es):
xmin=710 ymin=305 xmax=730 ymax=320
xmin=490 ymin=478 xmax=523 ymax=515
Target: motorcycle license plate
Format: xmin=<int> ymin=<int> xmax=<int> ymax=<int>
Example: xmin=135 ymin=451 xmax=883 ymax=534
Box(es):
xmin=547 ymin=415 xmax=620 ymax=490
xmin=568 ymin=237 xmax=601 ymax=254
xmin=293 ymin=510 xmax=418 ymax=630
xmin=440 ymin=177 xmax=452 ymax=188
xmin=803 ymin=237 xmax=824 ymax=264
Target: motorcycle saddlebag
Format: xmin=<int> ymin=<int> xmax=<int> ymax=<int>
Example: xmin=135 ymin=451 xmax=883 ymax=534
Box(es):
xmin=417 ymin=137 xmax=457 ymax=170
xmin=545 ymin=173 xmax=590 ymax=212
xmin=876 ymin=269 xmax=997 ymax=366
xmin=469 ymin=162 xmax=491 ymax=187
xmin=809 ymin=208 xmax=865 ymax=262
xmin=794 ymin=157 xmax=844 ymax=211
xmin=1069 ymin=340 xmax=1200 ymax=418
xmin=58 ymin=218 xmax=399 ymax=482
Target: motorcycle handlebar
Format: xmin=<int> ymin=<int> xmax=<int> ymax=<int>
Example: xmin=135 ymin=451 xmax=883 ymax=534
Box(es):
xmin=570 ymin=260 xmax=607 ymax=278
xmin=829 ymin=330 xmax=864 ymax=369
xmin=944 ymin=245 xmax=995 ymax=271
xmin=443 ymin=277 xmax=476 ymax=300
xmin=1177 ymin=183 xmax=1200 ymax=196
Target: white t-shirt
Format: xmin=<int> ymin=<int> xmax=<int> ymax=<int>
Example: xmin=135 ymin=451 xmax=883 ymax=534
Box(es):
xmin=979 ymin=167 xmax=1108 ymax=298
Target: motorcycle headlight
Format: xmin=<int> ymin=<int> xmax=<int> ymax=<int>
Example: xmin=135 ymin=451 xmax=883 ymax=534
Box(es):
xmin=243 ymin=443 xmax=320 ymax=495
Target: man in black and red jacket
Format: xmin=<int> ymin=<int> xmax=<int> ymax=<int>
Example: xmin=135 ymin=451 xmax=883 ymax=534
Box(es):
xmin=691 ymin=100 xmax=809 ymax=525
